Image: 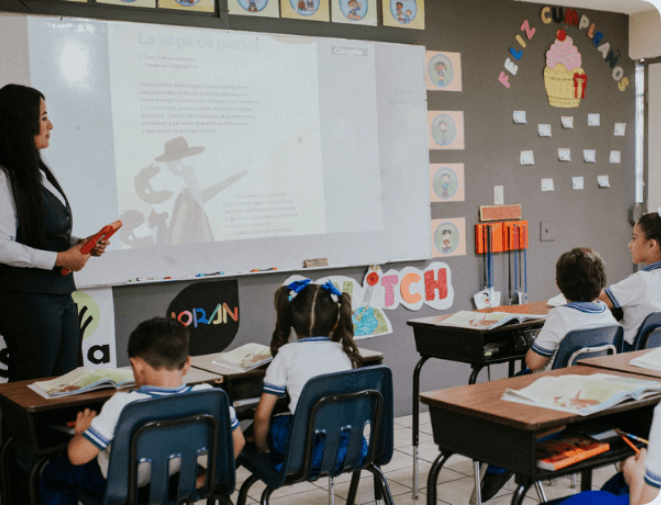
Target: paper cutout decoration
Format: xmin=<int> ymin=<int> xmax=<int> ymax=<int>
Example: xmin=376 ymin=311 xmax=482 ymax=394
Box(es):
xmin=98 ymin=0 xmax=154 ymax=6
xmin=332 ymin=0 xmax=377 ymax=25
xmin=561 ymin=116 xmax=574 ymax=129
xmin=520 ymin=150 xmax=535 ymax=165
xmin=513 ymin=111 xmax=527 ymax=124
xmin=72 ymin=288 xmax=119 ymax=370
xmin=558 ymin=148 xmax=571 ymax=161
xmin=430 ymin=164 xmax=465 ymax=202
xmin=382 ymin=0 xmax=425 ymax=30
xmin=544 ymin=29 xmax=587 ymax=108
xmin=428 ymin=111 xmax=464 ymax=150
xmin=431 ymin=218 xmax=466 ymax=258
xmin=614 ymin=123 xmax=627 ymax=136
xmin=538 ymin=124 xmax=552 ymax=137
xmin=572 ymin=176 xmax=584 ymax=190
xmin=598 ymin=175 xmax=611 ymax=188
xmin=425 ymin=52 xmax=462 ymax=91
xmin=541 ymin=178 xmax=555 ymax=192
xmin=583 ymin=150 xmax=596 ymax=163
xmin=159 ymin=0 xmax=214 ymax=11
xmin=610 ymin=151 xmax=621 ymax=164
xmin=281 ymin=0 xmax=330 ymax=21
xmin=228 ymin=0 xmax=280 ymax=17
xmin=588 ymin=113 xmax=601 ymax=126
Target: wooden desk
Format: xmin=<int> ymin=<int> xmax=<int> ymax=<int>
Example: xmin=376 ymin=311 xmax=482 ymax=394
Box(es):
xmin=406 ymin=301 xmax=552 ymax=497
xmin=580 ymin=349 xmax=661 ymax=379
xmin=0 ymin=367 xmax=221 ymax=505
xmin=420 ymin=365 xmax=659 ymax=505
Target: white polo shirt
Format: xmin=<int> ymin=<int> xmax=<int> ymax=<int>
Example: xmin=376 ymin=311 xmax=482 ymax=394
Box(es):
xmin=645 ymin=403 xmax=661 ymax=488
xmin=604 ymin=262 xmax=661 ymax=345
xmin=262 ymin=337 xmax=353 ymax=413
xmin=530 ymin=301 xmax=619 ymax=371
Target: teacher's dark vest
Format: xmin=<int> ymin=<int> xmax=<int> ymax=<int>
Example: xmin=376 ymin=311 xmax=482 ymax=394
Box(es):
xmin=0 ymin=187 xmax=75 ymax=294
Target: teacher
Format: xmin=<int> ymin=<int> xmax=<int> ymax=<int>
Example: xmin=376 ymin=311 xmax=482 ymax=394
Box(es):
xmin=0 ymin=84 xmax=107 ymax=382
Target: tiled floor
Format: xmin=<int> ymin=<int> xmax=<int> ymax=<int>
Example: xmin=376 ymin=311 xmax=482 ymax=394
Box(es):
xmin=213 ymin=412 xmax=621 ymax=505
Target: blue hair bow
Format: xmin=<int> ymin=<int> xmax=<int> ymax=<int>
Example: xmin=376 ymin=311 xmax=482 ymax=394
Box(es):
xmin=320 ymin=280 xmax=342 ymax=302
xmin=287 ymin=279 xmax=312 ymax=301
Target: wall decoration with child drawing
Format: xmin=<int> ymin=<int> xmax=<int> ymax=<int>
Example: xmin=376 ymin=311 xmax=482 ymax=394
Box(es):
xmin=381 ymin=0 xmax=425 ymax=30
xmin=428 ymin=111 xmax=464 ymax=150
xmin=228 ymin=0 xmax=280 ymax=17
xmin=431 ymin=218 xmax=466 ymax=258
xmin=425 ymin=52 xmax=462 ymax=92
xmin=430 ymin=164 xmax=464 ymax=203
xmin=332 ymin=0 xmax=376 ymax=25
xmin=167 ymin=280 xmax=240 ymax=355
xmin=159 ymin=0 xmax=214 ymax=12
xmin=543 ymin=29 xmax=588 ymax=108
xmin=281 ymin=0 xmax=330 ymax=21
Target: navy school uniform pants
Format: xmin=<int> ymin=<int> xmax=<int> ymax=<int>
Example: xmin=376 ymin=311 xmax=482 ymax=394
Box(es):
xmin=40 ymin=454 xmax=106 ymax=505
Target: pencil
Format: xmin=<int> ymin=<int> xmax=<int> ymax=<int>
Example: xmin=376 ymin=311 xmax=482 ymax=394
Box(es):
xmin=619 ymin=434 xmax=641 ymax=453
xmin=616 ymin=430 xmax=649 ymax=446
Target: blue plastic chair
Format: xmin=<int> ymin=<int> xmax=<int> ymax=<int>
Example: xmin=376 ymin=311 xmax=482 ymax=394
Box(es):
xmin=551 ymin=325 xmax=623 ymax=369
xmin=632 ymin=312 xmax=661 ymax=350
xmin=236 ymin=365 xmax=394 ymax=505
xmin=83 ymin=388 xmax=236 ymax=505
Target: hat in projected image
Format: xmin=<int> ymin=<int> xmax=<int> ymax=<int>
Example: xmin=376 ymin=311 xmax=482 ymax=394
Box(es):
xmin=155 ymin=136 xmax=205 ymax=162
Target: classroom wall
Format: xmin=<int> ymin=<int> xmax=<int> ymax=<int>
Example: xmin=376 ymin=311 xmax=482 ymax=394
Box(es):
xmin=630 ymin=8 xmax=661 ymax=59
xmin=110 ymin=0 xmax=637 ymax=416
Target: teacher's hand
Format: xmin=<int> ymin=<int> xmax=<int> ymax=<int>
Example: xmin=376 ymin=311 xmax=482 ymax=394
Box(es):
xmin=79 ymin=237 xmax=109 ymax=257
xmin=55 ymin=243 xmax=91 ymax=272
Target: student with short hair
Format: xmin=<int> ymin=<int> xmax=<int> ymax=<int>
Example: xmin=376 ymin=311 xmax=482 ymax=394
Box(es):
xmin=599 ymin=212 xmax=661 ymax=351
xmin=526 ymin=247 xmax=619 ymax=371
xmin=39 ymin=317 xmax=244 ymax=505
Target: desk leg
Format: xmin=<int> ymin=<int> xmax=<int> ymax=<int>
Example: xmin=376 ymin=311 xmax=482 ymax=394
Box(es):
xmin=511 ymin=480 xmax=532 ymax=505
xmin=469 ymin=365 xmax=482 ymax=385
xmin=580 ymin=469 xmax=592 ymax=492
xmin=0 ymin=436 xmax=16 ymax=505
xmin=426 ymin=451 xmax=452 ymax=505
xmin=473 ymin=460 xmax=483 ymax=505
xmin=29 ymin=457 xmax=48 ymax=505
xmin=412 ymin=355 xmax=430 ymax=499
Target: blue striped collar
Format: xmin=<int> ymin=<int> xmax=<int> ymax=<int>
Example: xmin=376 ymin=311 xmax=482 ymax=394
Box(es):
xmin=565 ymin=301 xmax=607 ymax=313
xmin=643 ymin=261 xmax=661 ymax=272
xmin=135 ymin=384 xmax=192 ymax=397
xmin=296 ymin=337 xmax=332 ymax=343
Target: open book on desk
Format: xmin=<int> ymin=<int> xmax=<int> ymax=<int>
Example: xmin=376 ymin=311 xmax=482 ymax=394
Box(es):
xmin=630 ymin=347 xmax=661 ymax=372
xmin=435 ymin=310 xmax=547 ymax=330
xmin=503 ymin=372 xmax=661 ymax=416
xmin=212 ymin=343 xmax=272 ymax=372
xmin=29 ymin=367 xmax=134 ymax=399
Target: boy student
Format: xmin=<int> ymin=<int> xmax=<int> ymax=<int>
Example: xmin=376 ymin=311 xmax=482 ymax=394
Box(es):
xmin=526 ymin=247 xmax=619 ymax=371
xmin=39 ymin=317 xmax=245 ymax=505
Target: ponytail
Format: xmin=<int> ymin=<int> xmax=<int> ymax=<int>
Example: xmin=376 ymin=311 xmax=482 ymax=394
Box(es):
xmin=270 ymin=285 xmax=293 ymax=357
xmin=332 ymin=292 xmax=362 ymax=369
xmin=638 ymin=213 xmax=661 ymax=248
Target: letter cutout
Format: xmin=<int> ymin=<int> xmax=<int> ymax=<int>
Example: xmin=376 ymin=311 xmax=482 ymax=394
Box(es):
xmin=509 ymin=47 xmax=523 ymax=60
xmin=606 ymin=49 xmax=621 ymax=68
xmin=223 ymin=303 xmax=239 ymax=322
xmin=593 ymin=31 xmax=603 ymax=46
xmin=588 ymin=23 xmax=595 ymax=38
xmin=579 ymin=14 xmax=590 ymax=30
xmin=400 ymin=273 xmax=422 ymax=305
xmin=504 ymin=58 xmax=519 ymax=76
xmin=564 ymin=8 xmax=579 ymax=26
xmin=381 ymin=275 xmax=398 ymax=307
xmin=520 ymin=20 xmax=536 ymax=39
xmin=499 ymin=71 xmax=511 ymax=88
xmin=540 ymin=6 xmax=552 ymax=24
xmin=196 ymin=308 xmax=209 ymax=325
xmin=552 ymin=6 xmax=564 ymax=24
xmin=88 ymin=344 xmax=111 ymax=365
xmin=515 ymin=34 xmax=527 ymax=49
xmin=618 ymin=77 xmax=630 ymax=91
xmin=612 ymin=67 xmax=624 ymax=81
xmin=598 ymin=42 xmax=610 ymax=59
xmin=178 ymin=311 xmax=193 ymax=326
xmin=424 ymin=269 xmax=448 ymax=301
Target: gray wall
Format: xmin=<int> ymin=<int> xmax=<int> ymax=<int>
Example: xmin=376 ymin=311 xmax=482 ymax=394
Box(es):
xmin=113 ymin=0 xmax=636 ymax=416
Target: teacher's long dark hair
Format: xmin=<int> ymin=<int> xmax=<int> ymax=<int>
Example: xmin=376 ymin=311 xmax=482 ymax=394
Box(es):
xmin=0 ymin=84 xmax=70 ymax=248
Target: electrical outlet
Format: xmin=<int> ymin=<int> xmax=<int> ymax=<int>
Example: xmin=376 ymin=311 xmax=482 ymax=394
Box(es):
xmin=541 ymin=222 xmax=556 ymax=241
xmin=493 ymin=186 xmax=504 ymax=205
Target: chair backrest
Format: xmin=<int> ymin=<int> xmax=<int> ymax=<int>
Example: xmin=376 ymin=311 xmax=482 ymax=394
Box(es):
xmin=103 ymin=388 xmax=235 ymax=505
xmin=278 ymin=365 xmax=393 ymax=487
xmin=551 ymin=325 xmax=623 ymax=369
xmin=633 ymin=312 xmax=661 ymax=350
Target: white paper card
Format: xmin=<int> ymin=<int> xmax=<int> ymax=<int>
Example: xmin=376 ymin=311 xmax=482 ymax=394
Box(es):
xmin=598 ymin=175 xmax=611 ymax=188
xmin=473 ymin=287 xmax=501 ymax=310
xmin=513 ymin=111 xmax=527 ymax=124
xmin=588 ymin=113 xmax=601 ymax=126
xmin=583 ymin=149 xmax=596 ymax=163
xmin=614 ymin=123 xmax=626 ymax=136
xmin=561 ymin=116 xmax=574 ymax=129
xmin=538 ymin=124 xmax=552 ymax=137
xmin=558 ymin=148 xmax=571 ymax=161
xmin=520 ymin=150 xmax=535 ymax=165
xmin=610 ymin=150 xmax=621 ymax=164
xmin=541 ymin=178 xmax=554 ymax=192
xmin=572 ymin=176 xmax=584 ymax=190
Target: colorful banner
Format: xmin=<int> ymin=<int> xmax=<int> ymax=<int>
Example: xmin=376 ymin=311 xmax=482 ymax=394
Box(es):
xmin=280 ymin=0 xmax=330 ymax=21
xmin=382 ymin=0 xmax=424 ymax=30
xmin=228 ymin=0 xmax=280 ymax=17
xmin=331 ymin=0 xmax=377 ymax=26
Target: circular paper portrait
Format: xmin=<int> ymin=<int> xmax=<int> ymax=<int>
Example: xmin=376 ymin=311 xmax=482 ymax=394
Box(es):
xmin=290 ymin=0 xmax=320 ymax=15
xmin=339 ymin=0 xmax=368 ymax=20
xmin=237 ymin=0 xmax=269 ymax=12
xmin=433 ymin=167 xmax=458 ymax=200
xmin=431 ymin=114 xmax=457 ymax=147
xmin=390 ymin=0 xmax=417 ymax=24
xmin=174 ymin=0 xmax=201 ymax=6
xmin=428 ymin=54 xmax=454 ymax=88
xmin=433 ymin=222 xmax=459 ymax=255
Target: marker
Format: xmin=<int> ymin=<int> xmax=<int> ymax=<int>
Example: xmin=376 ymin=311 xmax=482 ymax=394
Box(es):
xmin=197 ymin=272 xmax=223 ymax=277
xmin=251 ymin=268 xmax=278 ymax=272
xmin=616 ymin=429 xmax=648 ymax=445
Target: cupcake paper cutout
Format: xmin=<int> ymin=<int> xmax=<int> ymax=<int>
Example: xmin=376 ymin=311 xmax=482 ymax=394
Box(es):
xmin=544 ymin=30 xmax=588 ymax=108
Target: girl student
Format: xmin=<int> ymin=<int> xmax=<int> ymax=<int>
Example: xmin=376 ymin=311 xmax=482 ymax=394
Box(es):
xmin=251 ymin=278 xmax=366 ymax=467
xmin=598 ymin=212 xmax=661 ymax=351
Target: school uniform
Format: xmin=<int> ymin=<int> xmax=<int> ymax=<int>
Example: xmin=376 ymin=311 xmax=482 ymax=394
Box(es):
xmin=39 ymin=383 xmax=240 ymax=505
xmin=530 ymin=301 xmax=619 ymax=370
xmin=604 ymin=262 xmax=661 ymax=347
